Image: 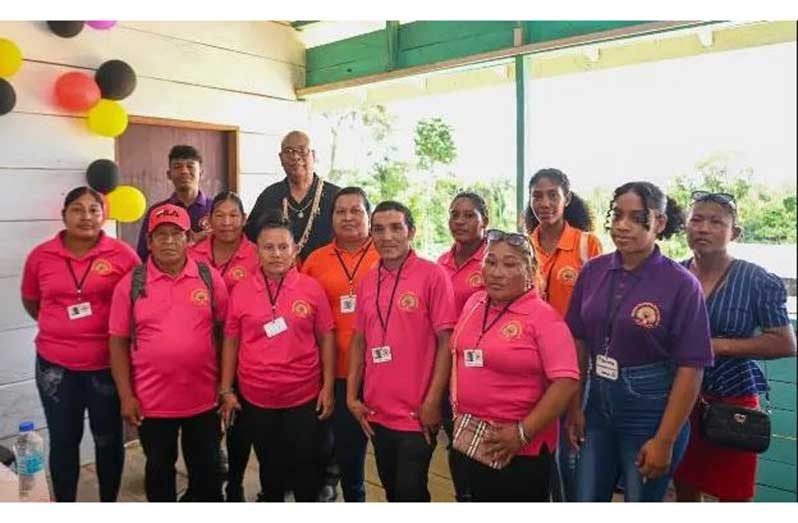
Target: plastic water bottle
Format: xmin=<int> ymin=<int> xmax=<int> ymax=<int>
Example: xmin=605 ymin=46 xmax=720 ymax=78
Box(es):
xmin=13 ymin=422 xmax=50 ymax=502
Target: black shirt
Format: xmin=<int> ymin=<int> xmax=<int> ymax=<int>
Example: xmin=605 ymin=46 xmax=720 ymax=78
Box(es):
xmin=244 ymin=174 xmax=340 ymax=261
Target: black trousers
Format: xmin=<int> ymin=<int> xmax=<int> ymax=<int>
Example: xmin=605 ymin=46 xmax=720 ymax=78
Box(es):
xmin=464 ymin=447 xmax=552 ymax=502
xmin=224 ymin=402 xmax=252 ymax=499
xmin=371 ymin=423 xmax=436 ymax=502
xmin=244 ymin=397 xmax=321 ymax=502
xmin=138 ymin=409 xmax=223 ymax=502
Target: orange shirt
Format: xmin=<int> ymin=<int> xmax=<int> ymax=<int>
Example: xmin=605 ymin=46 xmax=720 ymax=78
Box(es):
xmin=301 ymin=239 xmax=381 ymax=379
xmin=529 ymin=223 xmax=602 ymax=317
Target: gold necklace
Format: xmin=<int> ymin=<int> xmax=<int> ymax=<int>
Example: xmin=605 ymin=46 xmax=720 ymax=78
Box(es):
xmin=282 ymin=176 xmax=325 ymax=253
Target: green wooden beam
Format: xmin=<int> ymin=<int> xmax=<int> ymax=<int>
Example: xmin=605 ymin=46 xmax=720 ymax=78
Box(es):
xmin=386 ymin=21 xmax=400 ymax=72
xmin=515 ymin=54 xmax=527 ymax=230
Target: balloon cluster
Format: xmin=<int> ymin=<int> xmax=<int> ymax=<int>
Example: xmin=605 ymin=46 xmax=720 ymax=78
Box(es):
xmin=85 ymin=159 xmax=147 ymax=223
xmin=47 ymin=21 xmax=117 ymax=39
xmin=0 ymin=38 xmax=23 ymax=116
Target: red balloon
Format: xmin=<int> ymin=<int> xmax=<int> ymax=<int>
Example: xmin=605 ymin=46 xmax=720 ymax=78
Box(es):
xmin=54 ymin=72 xmax=101 ymax=112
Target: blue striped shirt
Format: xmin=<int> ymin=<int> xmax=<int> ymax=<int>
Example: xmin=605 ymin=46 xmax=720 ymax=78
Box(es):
xmin=682 ymin=258 xmax=791 ymax=397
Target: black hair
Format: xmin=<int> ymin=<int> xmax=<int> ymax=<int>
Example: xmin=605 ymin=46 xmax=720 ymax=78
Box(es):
xmin=524 ymin=168 xmax=594 ymax=233
xmin=451 ymin=191 xmax=488 ymax=219
xmin=168 ymin=145 xmax=202 ymax=164
xmin=372 ymin=200 xmax=415 ymax=231
xmin=605 ymin=181 xmax=685 ymax=240
xmin=332 ymin=186 xmax=372 ymax=216
xmin=211 ymin=191 xmax=245 ymax=215
xmin=689 ymin=195 xmax=739 ymax=226
xmin=254 ymin=210 xmax=293 ymax=239
xmin=62 ymin=186 xmax=104 ymax=215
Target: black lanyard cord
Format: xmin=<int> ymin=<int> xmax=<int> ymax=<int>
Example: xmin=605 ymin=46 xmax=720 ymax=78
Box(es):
xmin=263 ymin=270 xmax=286 ymax=318
xmin=334 ymin=240 xmax=372 ymax=292
xmin=475 ymin=293 xmax=524 ymax=348
xmin=65 ymin=259 xmax=93 ymax=296
xmin=375 ymin=256 xmax=408 ymax=345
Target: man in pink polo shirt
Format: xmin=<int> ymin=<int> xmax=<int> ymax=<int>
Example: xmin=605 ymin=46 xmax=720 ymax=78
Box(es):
xmin=347 ymin=201 xmax=457 ymax=502
xmin=108 ymin=204 xmax=229 ymax=502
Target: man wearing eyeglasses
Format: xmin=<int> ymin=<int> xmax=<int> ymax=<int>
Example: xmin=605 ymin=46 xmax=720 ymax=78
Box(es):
xmin=244 ymin=131 xmax=340 ymax=263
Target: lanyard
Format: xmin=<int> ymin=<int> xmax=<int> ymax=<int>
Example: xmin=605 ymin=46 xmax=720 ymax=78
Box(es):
xmin=475 ymin=294 xmax=523 ymax=348
xmin=65 ymin=259 xmax=93 ymax=297
xmin=263 ymin=270 xmax=286 ymax=319
xmin=334 ymin=240 xmax=372 ymax=294
xmin=375 ymin=256 xmax=408 ymax=346
xmin=212 ymin=239 xmax=237 ymax=276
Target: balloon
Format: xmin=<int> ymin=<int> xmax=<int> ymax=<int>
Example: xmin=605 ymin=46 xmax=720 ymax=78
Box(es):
xmin=54 ymin=72 xmax=101 ymax=112
xmin=86 ymin=159 xmax=120 ymax=194
xmin=87 ymin=21 xmax=116 ymax=30
xmin=107 ymin=185 xmax=146 ymax=223
xmin=95 ymin=59 xmax=136 ymax=100
xmin=0 ymin=78 xmax=16 ymax=115
xmin=87 ymin=99 xmax=128 ymax=137
xmin=47 ymin=21 xmax=85 ymax=38
xmin=0 ymin=39 xmax=23 ymax=78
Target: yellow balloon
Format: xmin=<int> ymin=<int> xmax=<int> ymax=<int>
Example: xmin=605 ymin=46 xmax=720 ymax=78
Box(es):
xmin=87 ymin=99 xmax=128 ymax=137
xmin=107 ymin=185 xmax=147 ymax=223
xmin=0 ymin=38 xmax=23 ymax=78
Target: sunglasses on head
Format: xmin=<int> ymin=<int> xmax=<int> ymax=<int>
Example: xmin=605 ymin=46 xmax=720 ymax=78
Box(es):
xmin=691 ymin=191 xmax=736 ymax=209
xmin=486 ymin=229 xmax=528 ymax=247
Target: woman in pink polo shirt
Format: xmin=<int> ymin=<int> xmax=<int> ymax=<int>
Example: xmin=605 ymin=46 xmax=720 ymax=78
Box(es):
xmin=451 ymin=229 xmax=580 ymax=501
xmin=21 ymin=186 xmax=140 ymax=502
xmin=219 ymin=212 xmax=335 ymax=502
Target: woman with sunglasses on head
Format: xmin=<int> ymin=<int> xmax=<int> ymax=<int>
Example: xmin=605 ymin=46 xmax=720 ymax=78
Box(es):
xmin=565 ymin=181 xmax=714 ymax=502
xmin=673 ymin=191 xmax=796 ymax=502
xmin=449 ymin=229 xmax=580 ymax=501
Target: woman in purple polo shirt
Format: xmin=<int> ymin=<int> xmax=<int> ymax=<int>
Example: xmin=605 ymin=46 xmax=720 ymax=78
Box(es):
xmin=564 ymin=181 xmax=713 ymax=502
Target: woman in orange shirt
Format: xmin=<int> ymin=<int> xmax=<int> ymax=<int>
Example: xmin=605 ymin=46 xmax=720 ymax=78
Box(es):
xmin=524 ymin=168 xmax=602 ymax=501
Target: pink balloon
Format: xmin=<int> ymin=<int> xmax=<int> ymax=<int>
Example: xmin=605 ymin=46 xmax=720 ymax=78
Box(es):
xmin=87 ymin=21 xmax=116 ymax=29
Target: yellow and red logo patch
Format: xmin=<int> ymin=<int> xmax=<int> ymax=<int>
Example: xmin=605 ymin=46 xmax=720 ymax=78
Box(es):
xmin=557 ymin=266 xmax=578 ymax=286
xmin=500 ymin=320 xmax=523 ymax=341
xmin=91 ymin=258 xmax=113 ymax=276
xmin=292 ymin=300 xmax=311 ymax=318
xmin=631 ymin=302 xmax=661 ymax=329
xmin=467 ymin=272 xmax=484 ymax=288
xmin=398 ymin=291 xmax=420 ymax=312
xmin=190 ymin=288 xmax=209 ymax=306
xmin=229 ymin=265 xmax=247 ymax=281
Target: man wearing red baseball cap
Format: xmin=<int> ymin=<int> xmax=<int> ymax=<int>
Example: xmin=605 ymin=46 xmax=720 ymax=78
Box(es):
xmin=108 ymin=204 xmax=229 ymax=501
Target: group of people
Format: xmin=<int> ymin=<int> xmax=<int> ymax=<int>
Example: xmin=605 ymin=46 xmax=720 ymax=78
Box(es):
xmin=20 ymin=130 xmax=795 ymax=503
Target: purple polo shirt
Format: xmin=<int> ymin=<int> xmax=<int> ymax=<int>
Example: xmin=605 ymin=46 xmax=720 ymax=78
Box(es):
xmin=565 ymin=246 xmax=713 ymax=369
xmin=136 ymin=191 xmax=212 ymax=261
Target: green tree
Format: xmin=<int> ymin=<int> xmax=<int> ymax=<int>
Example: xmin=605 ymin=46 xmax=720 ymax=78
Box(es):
xmin=414 ymin=118 xmax=457 ymax=171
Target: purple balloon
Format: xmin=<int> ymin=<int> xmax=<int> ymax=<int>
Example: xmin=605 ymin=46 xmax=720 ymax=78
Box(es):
xmin=87 ymin=21 xmax=116 ymax=29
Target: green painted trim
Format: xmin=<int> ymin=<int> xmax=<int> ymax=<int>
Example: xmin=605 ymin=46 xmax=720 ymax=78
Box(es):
xmin=764 ymin=357 xmax=797 ymax=384
xmin=755 ymin=484 xmax=797 ymax=502
xmin=399 ymin=21 xmax=517 ymax=50
xmin=515 ymin=55 xmax=526 ymax=230
xmin=771 ymin=408 xmax=797 ymax=438
xmin=386 ymin=21 xmax=400 ymax=72
xmin=524 ymin=20 xmax=651 ymax=44
xmin=763 ymin=436 xmax=797 ymax=466
xmin=306 ymin=30 xmax=386 ymax=71
xmin=757 ymin=460 xmax=796 ymax=492
xmin=763 ymin=381 xmax=797 ymax=412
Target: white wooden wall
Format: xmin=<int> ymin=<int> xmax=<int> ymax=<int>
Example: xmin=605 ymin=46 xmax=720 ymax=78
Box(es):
xmin=0 ymin=21 xmax=309 ymax=459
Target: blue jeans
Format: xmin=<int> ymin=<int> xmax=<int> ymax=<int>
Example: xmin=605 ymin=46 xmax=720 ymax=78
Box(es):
xmin=331 ymin=379 xmax=367 ymax=501
xmin=575 ymin=361 xmax=689 ymax=502
xmin=35 ymin=355 xmax=124 ymax=502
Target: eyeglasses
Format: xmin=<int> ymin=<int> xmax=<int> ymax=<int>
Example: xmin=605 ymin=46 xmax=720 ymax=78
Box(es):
xmin=691 ymin=191 xmax=736 ymax=209
xmin=280 ymin=146 xmax=312 ymax=157
xmin=486 ymin=229 xmax=529 ymax=247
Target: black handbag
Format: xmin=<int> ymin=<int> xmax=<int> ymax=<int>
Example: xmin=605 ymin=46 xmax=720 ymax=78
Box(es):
xmin=699 ymin=398 xmax=771 ymax=453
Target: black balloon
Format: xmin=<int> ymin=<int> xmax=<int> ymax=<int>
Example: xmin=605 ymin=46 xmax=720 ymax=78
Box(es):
xmin=0 ymin=79 xmax=16 ymax=116
xmin=47 ymin=21 xmax=85 ymax=38
xmin=86 ymin=159 xmax=120 ymax=194
xmin=95 ymin=60 xmax=137 ymax=100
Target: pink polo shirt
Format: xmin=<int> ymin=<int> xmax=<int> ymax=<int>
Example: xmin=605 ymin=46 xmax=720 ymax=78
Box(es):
xmin=225 ymin=268 xmax=335 ymax=409
xmin=21 ymin=231 xmax=140 ymax=371
xmin=452 ymin=289 xmax=579 ymax=456
xmin=108 ymin=258 xmax=229 ymax=418
xmin=354 ymin=251 xmax=457 ymax=432
xmin=436 ymin=240 xmax=487 ymax=316
xmin=189 ymin=235 xmax=260 ymax=292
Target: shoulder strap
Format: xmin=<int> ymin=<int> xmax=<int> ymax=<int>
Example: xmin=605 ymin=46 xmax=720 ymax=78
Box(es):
xmin=196 ymin=262 xmax=217 ymax=320
xmin=129 ymin=264 xmax=147 ymax=349
xmin=578 ymin=231 xmax=589 ymax=266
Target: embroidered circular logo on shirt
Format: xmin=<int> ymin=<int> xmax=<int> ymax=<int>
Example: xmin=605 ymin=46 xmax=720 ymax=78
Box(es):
xmin=229 ymin=266 xmax=247 ymax=281
xmin=557 ymin=266 xmax=578 ymax=286
xmin=398 ymin=291 xmax=420 ymax=311
xmin=500 ymin=320 xmax=523 ymax=340
xmin=91 ymin=258 xmax=113 ymax=275
xmin=190 ymin=288 xmax=209 ymax=306
xmin=292 ymin=300 xmax=311 ymax=318
xmin=467 ymin=272 xmax=484 ymax=288
xmin=631 ymin=302 xmax=661 ymax=329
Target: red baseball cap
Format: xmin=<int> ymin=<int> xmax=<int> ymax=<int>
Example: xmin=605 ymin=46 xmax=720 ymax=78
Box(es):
xmin=148 ymin=204 xmax=190 ymax=234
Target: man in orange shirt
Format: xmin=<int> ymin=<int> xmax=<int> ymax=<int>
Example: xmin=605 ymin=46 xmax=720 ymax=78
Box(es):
xmin=302 ymin=187 xmax=380 ymax=502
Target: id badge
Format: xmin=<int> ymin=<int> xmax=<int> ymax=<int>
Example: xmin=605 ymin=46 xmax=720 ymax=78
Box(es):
xmin=67 ymin=302 xmax=92 ymax=320
xmin=595 ymin=354 xmax=619 ymax=381
xmin=371 ymin=346 xmax=392 ymax=364
xmin=463 ymin=349 xmax=484 ymax=368
xmin=263 ymin=317 xmax=288 ymax=338
xmin=340 ymin=295 xmax=356 ymax=314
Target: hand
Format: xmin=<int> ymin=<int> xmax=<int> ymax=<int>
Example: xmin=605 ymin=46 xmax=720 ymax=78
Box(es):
xmin=121 ymin=395 xmax=143 ymax=427
xmin=217 ymin=392 xmax=241 ymax=427
xmin=347 ymin=398 xmax=375 ymax=438
xmin=417 ymin=399 xmax=442 ymax=445
xmin=188 ymin=229 xmax=211 ymax=246
xmin=565 ymin=405 xmax=586 ymax=451
xmin=482 ymin=423 xmax=522 ymax=467
xmin=316 ymin=387 xmax=334 ymax=420
xmin=636 ymin=437 xmax=674 ymax=480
